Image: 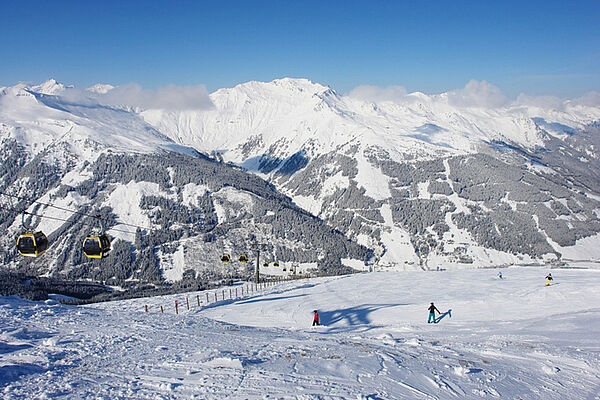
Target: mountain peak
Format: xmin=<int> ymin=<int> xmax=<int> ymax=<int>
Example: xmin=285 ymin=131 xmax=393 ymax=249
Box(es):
xmin=30 ymin=79 xmax=68 ymax=95
xmin=270 ymin=77 xmax=329 ymax=93
xmin=87 ymin=83 xmax=115 ymax=94
xmin=217 ymin=77 xmax=331 ymax=98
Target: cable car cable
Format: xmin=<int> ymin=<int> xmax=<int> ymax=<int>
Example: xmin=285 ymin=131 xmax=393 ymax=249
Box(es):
xmin=0 ymin=205 xmax=137 ymax=235
xmin=0 ymin=191 xmax=99 ymax=219
xmin=0 ymin=191 xmax=152 ymax=232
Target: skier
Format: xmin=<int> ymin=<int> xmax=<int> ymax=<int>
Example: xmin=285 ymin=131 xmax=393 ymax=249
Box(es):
xmin=498 ymin=271 xmax=503 ymax=279
xmin=428 ymin=302 xmax=440 ymax=324
xmin=312 ymin=310 xmax=320 ymax=326
xmin=545 ymin=273 xmax=553 ymax=286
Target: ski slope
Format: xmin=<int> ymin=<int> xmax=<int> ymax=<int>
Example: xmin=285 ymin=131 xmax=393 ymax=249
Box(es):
xmin=1 ymin=267 xmax=600 ymax=399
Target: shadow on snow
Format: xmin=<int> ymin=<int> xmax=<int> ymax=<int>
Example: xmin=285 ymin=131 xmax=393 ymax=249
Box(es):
xmin=318 ymin=303 xmax=409 ymax=332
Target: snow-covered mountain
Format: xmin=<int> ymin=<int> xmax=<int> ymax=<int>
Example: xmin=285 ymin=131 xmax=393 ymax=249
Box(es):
xmin=0 ymin=80 xmax=370 ymax=289
xmin=1 ymin=78 xmax=600 ymax=283
xmin=140 ymin=78 xmax=600 ymax=267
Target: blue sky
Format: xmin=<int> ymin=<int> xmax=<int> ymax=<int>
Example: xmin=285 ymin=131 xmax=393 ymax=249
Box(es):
xmin=1 ymin=0 xmax=599 ymax=98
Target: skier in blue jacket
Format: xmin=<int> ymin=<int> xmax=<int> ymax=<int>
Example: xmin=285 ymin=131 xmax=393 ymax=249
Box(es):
xmin=428 ymin=303 xmax=440 ymax=323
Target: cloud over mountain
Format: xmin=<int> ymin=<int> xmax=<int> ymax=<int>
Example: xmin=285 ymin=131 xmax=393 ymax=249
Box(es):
xmin=447 ymin=79 xmax=507 ymax=108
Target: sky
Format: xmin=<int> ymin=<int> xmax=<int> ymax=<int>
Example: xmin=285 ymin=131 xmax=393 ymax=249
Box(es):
xmin=1 ymin=0 xmax=599 ymax=98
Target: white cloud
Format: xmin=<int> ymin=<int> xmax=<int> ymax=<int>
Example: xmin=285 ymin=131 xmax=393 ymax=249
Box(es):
xmin=570 ymin=91 xmax=600 ymax=107
xmin=512 ymin=91 xmax=600 ymax=110
xmin=60 ymin=83 xmax=214 ymax=111
xmin=447 ymin=80 xmax=507 ymax=108
xmin=348 ymin=85 xmax=408 ymax=103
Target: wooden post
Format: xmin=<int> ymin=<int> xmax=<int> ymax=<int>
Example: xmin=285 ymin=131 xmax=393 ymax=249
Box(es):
xmin=186 ymin=297 xmax=190 ymax=310
xmin=236 ymin=287 xmax=238 ymax=297
xmin=206 ymin=292 xmax=209 ymax=303
xmin=241 ymin=286 xmax=244 ymax=296
xmin=222 ymin=290 xmax=225 ymax=300
xmin=160 ymin=305 xmax=164 ymax=313
xmin=145 ymin=304 xmax=148 ymax=313
xmin=175 ymin=300 xmax=179 ymax=315
xmin=230 ymin=288 xmax=232 ymax=299
xmin=197 ymin=294 xmax=200 ymax=307
xmin=214 ymin=292 xmax=217 ymax=302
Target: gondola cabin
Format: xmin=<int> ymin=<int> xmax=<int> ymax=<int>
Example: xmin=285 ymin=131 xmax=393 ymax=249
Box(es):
xmin=16 ymin=232 xmax=48 ymax=257
xmin=273 ymin=261 xmax=280 ymax=268
xmin=83 ymin=234 xmax=111 ymax=259
xmin=239 ymin=254 xmax=248 ymax=263
xmin=263 ymin=261 xmax=269 ymax=268
xmin=221 ymin=253 xmax=231 ymax=263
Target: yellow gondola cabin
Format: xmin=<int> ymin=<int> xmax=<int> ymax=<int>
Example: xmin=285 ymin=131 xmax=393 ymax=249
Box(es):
xmin=83 ymin=234 xmax=111 ymax=259
xmin=16 ymin=232 xmax=49 ymax=257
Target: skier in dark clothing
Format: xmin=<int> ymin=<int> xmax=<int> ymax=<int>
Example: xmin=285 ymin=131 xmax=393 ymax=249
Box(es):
xmin=312 ymin=310 xmax=320 ymax=326
xmin=545 ymin=273 xmax=553 ymax=286
xmin=428 ymin=302 xmax=440 ymax=323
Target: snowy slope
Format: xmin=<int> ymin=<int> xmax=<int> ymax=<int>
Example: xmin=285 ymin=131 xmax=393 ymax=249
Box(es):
xmin=0 ymin=80 xmax=185 ymax=157
xmin=2 ymin=266 xmax=599 ymax=399
xmin=141 ymin=78 xmax=600 ymax=166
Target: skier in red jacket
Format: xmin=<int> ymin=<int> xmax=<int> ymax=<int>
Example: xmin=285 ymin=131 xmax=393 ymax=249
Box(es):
xmin=312 ymin=310 xmax=320 ymax=326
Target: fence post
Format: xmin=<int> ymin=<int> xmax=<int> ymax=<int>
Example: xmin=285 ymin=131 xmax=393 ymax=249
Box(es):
xmin=242 ymin=286 xmax=244 ymax=296
xmin=236 ymin=287 xmax=238 ymax=297
xmin=186 ymin=297 xmax=190 ymax=310
xmin=160 ymin=305 xmax=164 ymax=313
xmin=206 ymin=292 xmax=209 ymax=303
xmin=222 ymin=290 xmax=225 ymax=300
xmin=145 ymin=304 xmax=148 ymax=313
xmin=230 ymin=288 xmax=232 ymax=299
xmin=175 ymin=300 xmax=179 ymax=315
xmin=215 ymin=292 xmax=218 ymax=302
xmin=197 ymin=294 xmax=200 ymax=307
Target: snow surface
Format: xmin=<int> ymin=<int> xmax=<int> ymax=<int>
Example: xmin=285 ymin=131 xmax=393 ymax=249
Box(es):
xmin=0 ymin=81 xmax=195 ymax=157
xmin=2 ymin=266 xmax=600 ymax=399
xmin=103 ymin=181 xmax=174 ymax=238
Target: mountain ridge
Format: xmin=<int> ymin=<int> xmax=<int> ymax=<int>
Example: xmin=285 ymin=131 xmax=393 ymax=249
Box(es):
xmin=134 ymin=78 xmax=600 ymax=267
xmin=2 ymin=78 xmax=600 ymax=276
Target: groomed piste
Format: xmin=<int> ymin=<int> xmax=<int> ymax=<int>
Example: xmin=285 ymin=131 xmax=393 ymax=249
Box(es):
xmin=1 ymin=266 xmax=600 ymax=399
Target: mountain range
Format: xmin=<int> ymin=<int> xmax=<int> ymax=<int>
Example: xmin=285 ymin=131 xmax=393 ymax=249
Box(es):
xmin=1 ymin=78 xmax=599 ymax=288
xmin=142 ymin=78 xmax=600 ymax=266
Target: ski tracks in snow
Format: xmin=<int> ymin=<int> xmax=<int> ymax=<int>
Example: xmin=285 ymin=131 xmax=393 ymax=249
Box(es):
xmin=3 ymin=268 xmax=600 ymax=399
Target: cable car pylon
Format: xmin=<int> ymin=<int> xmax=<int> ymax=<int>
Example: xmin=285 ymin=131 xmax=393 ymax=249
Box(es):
xmin=250 ymin=239 xmax=267 ymax=284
